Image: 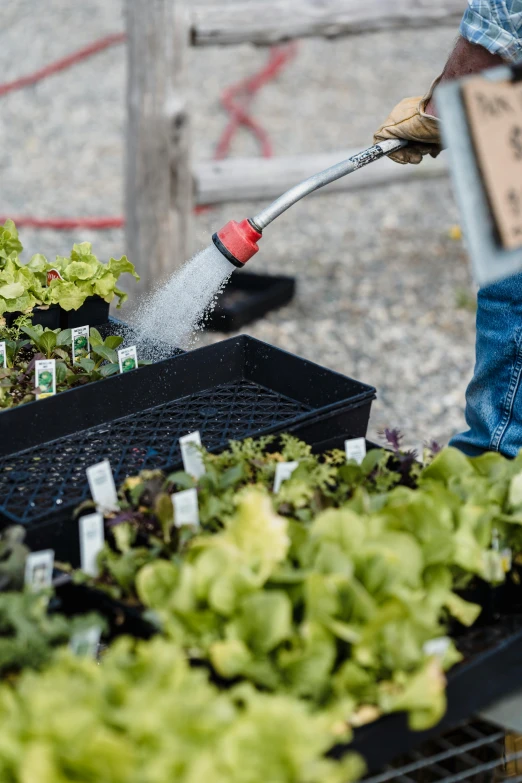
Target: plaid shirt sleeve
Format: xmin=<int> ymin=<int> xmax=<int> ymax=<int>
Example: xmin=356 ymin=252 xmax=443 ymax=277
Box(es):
xmin=460 ymin=0 xmax=522 ymax=62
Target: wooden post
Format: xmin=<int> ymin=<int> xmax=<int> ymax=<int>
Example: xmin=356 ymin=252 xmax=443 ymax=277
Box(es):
xmin=125 ymin=0 xmax=192 ymax=295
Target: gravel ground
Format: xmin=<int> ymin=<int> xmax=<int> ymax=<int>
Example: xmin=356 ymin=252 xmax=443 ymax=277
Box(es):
xmin=0 ymin=0 xmax=476 ymax=448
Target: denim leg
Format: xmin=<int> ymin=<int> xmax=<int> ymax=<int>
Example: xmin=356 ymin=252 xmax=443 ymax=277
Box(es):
xmin=450 ymin=272 xmax=522 ymax=458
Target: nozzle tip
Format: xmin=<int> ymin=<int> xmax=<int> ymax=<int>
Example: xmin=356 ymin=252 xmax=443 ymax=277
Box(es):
xmin=213 ymin=219 xmax=262 ymax=267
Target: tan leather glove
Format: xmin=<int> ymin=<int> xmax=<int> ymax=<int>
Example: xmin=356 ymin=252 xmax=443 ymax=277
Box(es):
xmin=373 ymin=79 xmax=442 ymax=165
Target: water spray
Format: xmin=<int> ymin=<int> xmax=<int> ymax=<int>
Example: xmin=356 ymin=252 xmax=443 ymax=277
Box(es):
xmin=212 ymin=139 xmax=407 ymax=268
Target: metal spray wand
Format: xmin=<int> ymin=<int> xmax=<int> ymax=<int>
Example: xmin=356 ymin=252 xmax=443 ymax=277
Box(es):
xmin=212 ymin=139 xmax=407 ymax=268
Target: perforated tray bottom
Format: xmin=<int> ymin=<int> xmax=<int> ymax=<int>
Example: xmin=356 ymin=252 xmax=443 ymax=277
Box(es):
xmin=0 ymin=379 xmax=310 ymax=525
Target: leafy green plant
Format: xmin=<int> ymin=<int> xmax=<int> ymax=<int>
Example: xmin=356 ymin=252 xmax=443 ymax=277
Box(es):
xmin=30 ymin=241 xmax=140 ymax=310
xmin=0 ymin=319 xmax=148 ymax=409
xmin=0 ymin=526 xmax=104 ymax=677
xmin=0 ymin=591 xmax=103 ymax=678
xmin=0 ymin=636 xmax=364 ymax=783
xmin=0 ymin=220 xmax=140 ymax=321
xmin=72 ymin=436 xmax=522 ymax=733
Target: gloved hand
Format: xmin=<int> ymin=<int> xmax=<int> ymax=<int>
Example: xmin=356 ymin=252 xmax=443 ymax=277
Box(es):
xmin=373 ymin=79 xmax=442 ymax=165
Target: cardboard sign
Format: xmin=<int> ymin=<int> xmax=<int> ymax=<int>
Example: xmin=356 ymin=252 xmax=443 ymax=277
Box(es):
xmin=462 ymin=76 xmax=522 ymax=250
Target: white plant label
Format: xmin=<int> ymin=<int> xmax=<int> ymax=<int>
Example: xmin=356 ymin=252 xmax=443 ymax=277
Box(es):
xmin=118 ymin=345 xmax=138 ymax=374
xmin=345 ymin=438 xmax=367 ymax=466
xmin=24 ymin=549 xmax=54 ymax=591
xmin=423 ymin=637 xmax=451 ymax=660
xmin=273 ymin=461 xmax=299 ymax=493
xmin=72 ymin=325 xmax=90 ymax=363
xmin=501 ymin=548 xmax=513 ymax=574
xmin=0 ymin=341 xmax=6 ymax=369
xmin=79 ymin=512 xmax=105 ymax=578
xmin=172 ymin=488 xmax=200 ymax=528
xmin=86 ymin=459 xmax=118 ymax=512
xmin=35 ymin=359 xmax=56 ymax=399
xmin=70 ymin=625 xmax=102 ymax=658
xmin=179 ymin=431 xmax=206 ymax=480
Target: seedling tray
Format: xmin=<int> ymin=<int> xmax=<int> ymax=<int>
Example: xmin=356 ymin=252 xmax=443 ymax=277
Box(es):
xmin=0 ymin=335 xmax=375 ymax=561
xmin=205 ymin=271 xmax=296 ymax=332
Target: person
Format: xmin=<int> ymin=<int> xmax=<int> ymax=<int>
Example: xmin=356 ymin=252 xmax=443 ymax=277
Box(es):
xmin=374 ymin=0 xmax=522 ymax=459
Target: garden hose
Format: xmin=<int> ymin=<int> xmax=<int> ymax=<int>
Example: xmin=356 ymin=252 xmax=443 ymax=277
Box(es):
xmin=212 ymin=139 xmax=408 ymax=268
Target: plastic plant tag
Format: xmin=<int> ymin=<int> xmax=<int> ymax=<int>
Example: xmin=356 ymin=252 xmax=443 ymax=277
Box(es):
xmin=79 ymin=512 xmax=105 ymax=577
xmin=172 ymin=488 xmax=200 ymax=528
xmin=0 ymin=341 xmax=6 ymax=369
xmin=35 ymin=359 xmax=56 ymax=399
xmin=345 ymin=437 xmax=367 ymax=465
xmin=118 ymin=345 xmax=138 ymax=374
xmin=423 ymin=637 xmax=451 ymax=660
xmin=483 ymin=550 xmax=505 ymax=584
xmin=24 ymin=549 xmax=54 ymax=592
xmin=86 ymin=459 xmax=118 ymax=512
xmin=70 ymin=625 xmax=102 ymax=659
xmin=274 ymin=461 xmax=299 ymax=493
xmin=179 ymin=431 xmax=206 ymax=480
xmin=72 ymin=325 xmax=90 ymax=363
xmin=46 ymin=268 xmax=63 ymax=285
xmin=502 ymin=548 xmax=513 ymax=574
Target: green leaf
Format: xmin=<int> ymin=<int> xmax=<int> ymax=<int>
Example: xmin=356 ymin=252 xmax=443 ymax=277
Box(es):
xmin=89 ymin=328 xmax=103 ymax=346
xmin=92 ymin=272 xmax=117 ymax=301
xmin=27 ymin=254 xmax=48 ymax=273
xmin=230 ymin=591 xmax=293 ymax=654
xmin=209 ymin=639 xmax=252 ymax=679
xmin=39 ymin=331 xmax=57 ymax=356
xmin=77 ymin=358 xmax=96 ymax=373
xmin=92 ymin=344 xmax=118 ymax=364
xmin=63 ymin=260 xmax=98 ymax=282
xmin=136 ymin=560 xmax=179 ymax=610
xmin=104 ymin=335 xmax=123 ymax=350
xmin=99 ymin=363 xmax=120 ymax=377
xmin=108 ymin=255 xmax=140 ymax=281
xmin=0 ymin=282 xmax=24 ymax=299
xmin=56 ymin=329 xmax=72 ymax=347
xmin=55 ymin=362 xmax=67 ymax=384
xmin=52 ymin=281 xmax=87 ymax=311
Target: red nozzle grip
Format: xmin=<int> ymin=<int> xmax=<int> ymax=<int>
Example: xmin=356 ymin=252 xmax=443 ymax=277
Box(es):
xmin=214 ymin=219 xmax=262 ymax=266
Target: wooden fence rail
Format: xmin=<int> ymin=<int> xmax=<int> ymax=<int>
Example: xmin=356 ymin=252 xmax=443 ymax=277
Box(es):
xmin=191 ymin=0 xmax=464 ymax=47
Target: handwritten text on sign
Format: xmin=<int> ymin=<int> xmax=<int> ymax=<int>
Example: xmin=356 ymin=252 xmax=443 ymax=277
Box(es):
xmin=462 ymin=76 xmax=522 ymax=251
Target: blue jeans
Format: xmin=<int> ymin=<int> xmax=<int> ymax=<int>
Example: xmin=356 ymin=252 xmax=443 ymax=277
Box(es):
xmin=451 ymin=273 xmax=522 ymax=458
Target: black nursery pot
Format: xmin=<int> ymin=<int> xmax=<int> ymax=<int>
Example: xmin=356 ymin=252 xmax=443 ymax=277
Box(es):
xmin=5 ymin=304 xmax=61 ymax=330
xmin=61 ymin=296 xmax=110 ymax=329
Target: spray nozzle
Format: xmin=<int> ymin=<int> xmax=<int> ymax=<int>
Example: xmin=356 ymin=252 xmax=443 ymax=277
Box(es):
xmin=212 ymin=140 xmax=407 ymax=269
xmin=212 ymin=219 xmax=263 ymax=268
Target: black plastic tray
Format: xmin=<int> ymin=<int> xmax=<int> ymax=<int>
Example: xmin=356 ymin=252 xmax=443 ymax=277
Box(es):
xmin=61 ymin=296 xmax=110 ymax=329
xmin=0 ymin=335 xmax=375 ymax=561
xmin=205 ymin=271 xmax=296 ymax=332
